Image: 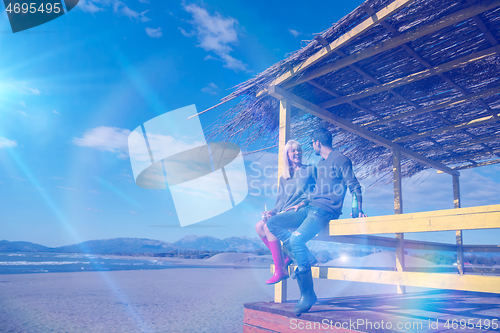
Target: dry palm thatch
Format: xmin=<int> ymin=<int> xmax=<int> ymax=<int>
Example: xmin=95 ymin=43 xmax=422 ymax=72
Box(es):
xmin=207 ymin=0 xmax=500 ymax=184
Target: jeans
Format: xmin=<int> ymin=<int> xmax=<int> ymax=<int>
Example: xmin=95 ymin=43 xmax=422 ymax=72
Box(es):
xmin=267 ymin=206 xmax=337 ymax=270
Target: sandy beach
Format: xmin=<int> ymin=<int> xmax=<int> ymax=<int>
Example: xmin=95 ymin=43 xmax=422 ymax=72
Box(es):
xmin=0 ymin=254 xmax=430 ymax=333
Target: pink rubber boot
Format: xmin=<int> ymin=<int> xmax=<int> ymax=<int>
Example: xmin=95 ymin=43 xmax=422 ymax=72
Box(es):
xmin=261 ymin=238 xmax=292 ymax=268
xmin=266 ymin=240 xmax=290 ymax=284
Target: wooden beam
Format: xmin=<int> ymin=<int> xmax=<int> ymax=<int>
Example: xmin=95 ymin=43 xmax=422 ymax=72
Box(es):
xmin=453 ymin=158 xmax=500 ymax=170
xmin=362 ymin=86 xmax=500 ymax=127
xmin=268 ymin=86 xmax=459 ymax=175
xmin=319 ymin=45 xmax=500 ymax=109
xmin=309 ymin=61 xmax=463 ymax=159
xmin=262 ymin=0 xmax=416 ymax=90
xmin=284 ymin=0 xmax=500 ymax=89
xmin=467 ymin=0 xmax=499 ymax=46
xmin=302 ymin=82 xmax=489 ymax=167
xmin=393 ymin=111 xmax=500 ymax=143
xmin=437 ymin=149 xmax=500 ymax=167
xmin=321 ymin=267 xmax=500 ymax=293
xmin=423 ymin=133 xmax=500 ymax=154
xmin=376 ymin=5 xmax=498 ymax=122
xmin=329 ymin=204 xmax=500 ymax=235
xmin=277 ymin=99 xmax=291 ymax=181
xmin=308 ymin=80 xmax=426 ymax=140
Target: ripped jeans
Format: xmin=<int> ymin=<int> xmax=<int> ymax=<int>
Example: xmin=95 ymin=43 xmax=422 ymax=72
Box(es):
xmin=267 ymin=206 xmax=338 ymax=270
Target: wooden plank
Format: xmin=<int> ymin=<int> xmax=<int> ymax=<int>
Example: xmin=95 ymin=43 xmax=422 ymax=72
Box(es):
xmin=362 ymin=86 xmax=500 ymax=127
xmin=316 ymin=234 xmax=458 ymax=251
xmin=328 ymin=204 xmax=500 ymax=235
xmin=263 ymin=0 xmax=416 ymax=89
xmin=464 ymin=245 xmax=500 ymax=252
xmin=268 ymin=86 xmax=459 ymax=175
xmin=244 ymin=308 xmax=287 ymax=333
xmin=394 ymin=110 xmax=500 ymax=143
xmin=284 ymin=0 xmax=500 ymax=89
xmin=324 ymin=268 xmax=500 ymax=293
xmin=243 ymin=324 xmax=278 ymax=333
xmin=244 ymin=308 xmax=358 ymax=333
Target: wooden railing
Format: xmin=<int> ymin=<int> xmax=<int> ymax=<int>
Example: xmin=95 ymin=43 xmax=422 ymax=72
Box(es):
xmin=273 ymin=204 xmax=500 ymax=302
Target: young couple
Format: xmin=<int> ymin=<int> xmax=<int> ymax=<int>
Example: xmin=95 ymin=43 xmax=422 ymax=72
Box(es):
xmin=255 ymin=127 xmax=366 ymax=316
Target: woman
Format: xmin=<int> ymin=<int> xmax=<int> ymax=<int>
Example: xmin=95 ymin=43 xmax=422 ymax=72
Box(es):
xmin=255 ymin=140 xmax=316 ymax=284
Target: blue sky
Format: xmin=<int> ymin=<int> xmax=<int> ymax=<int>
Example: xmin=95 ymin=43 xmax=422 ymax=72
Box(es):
xmin=1 ymin=0 xmax=499 ymax=248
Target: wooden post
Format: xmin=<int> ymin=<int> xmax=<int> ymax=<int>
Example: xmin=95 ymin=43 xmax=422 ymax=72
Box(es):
xmin=393 ymin=149 xmax=406 ymax=294
xmin=277 ymin=99 xmax=291 ymax=180
xmin=275 ymin=99 xmax=291 ymax=303
xmin=454 ymin=174 xmax=464 ymax=275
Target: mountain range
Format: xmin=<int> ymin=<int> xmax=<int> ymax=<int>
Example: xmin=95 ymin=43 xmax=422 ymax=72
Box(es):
xmin=0 ymin=235 xmax=381 ymax=255
xmin=0 ymin=235 xmax=267 ymax=254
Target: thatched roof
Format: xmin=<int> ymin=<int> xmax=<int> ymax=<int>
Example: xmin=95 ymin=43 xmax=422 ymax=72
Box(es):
xmin=208 ymin=0 xmax=500 ymax=183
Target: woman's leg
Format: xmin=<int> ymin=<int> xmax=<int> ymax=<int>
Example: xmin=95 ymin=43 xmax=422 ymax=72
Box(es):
xmin=255 ymin=220 xmax=267 ymax=239
xmin=263 ymin=223 xmax=278 ymax=241
xmin=266 ymin=209 xmax=308 ymax=242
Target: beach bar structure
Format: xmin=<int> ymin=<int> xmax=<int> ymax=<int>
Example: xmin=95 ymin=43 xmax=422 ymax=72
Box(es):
xmin=206 ymin=0 xmax=500 ymax=331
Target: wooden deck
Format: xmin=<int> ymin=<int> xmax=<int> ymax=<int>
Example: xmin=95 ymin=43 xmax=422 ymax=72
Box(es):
xmin=243 ymin=290 xmax=500 ymax=332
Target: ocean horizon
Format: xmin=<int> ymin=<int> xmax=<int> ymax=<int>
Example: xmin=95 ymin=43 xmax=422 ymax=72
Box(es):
xmin=0 ymin=252 xmax=201 ymax=275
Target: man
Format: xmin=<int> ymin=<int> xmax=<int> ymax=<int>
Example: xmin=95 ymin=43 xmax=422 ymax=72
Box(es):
xmin=267 ymin=127 xmax=366 ymax=316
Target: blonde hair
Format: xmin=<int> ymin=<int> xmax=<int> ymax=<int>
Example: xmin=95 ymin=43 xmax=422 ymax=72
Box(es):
xmin=282 ymin=140 xmax=302 ymax=180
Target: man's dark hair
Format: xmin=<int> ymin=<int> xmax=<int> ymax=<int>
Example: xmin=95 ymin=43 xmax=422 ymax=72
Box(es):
xmin=311 ymin=128 xmax=332 ymax=147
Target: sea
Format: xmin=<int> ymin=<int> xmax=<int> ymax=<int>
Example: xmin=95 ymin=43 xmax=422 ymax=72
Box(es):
xmin=0 ymin=252 xmax=179 ymax=274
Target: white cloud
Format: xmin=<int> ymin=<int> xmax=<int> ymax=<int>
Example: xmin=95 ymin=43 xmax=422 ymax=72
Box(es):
xmin=53 ymin=110 xmax=60 ymax=115
xmin=86 ymin=207 xmax=103 ymax=212
xmin=145 ymin=27 xmax=162 ymax=38
xmin=201 ymin=82 xmax=218 ymax=95
xmin=78 ymin=0 xmax=150 ymax=22
xmin=73 ymin=126 xmax=131 ymax=159
xmin=6 ymin=80 xmax=41 ymax=95
xmin=19 ymin=101 xmax=26 ymax=108
xmin=130 ymin=211 xmax=138 ymax=214
xmin=288 ymin=29 xmax=300 ymax=37
xmin=78 ymin=0 xmax=104 ymax=13
xmin=0 ymin=137 xmax=17 ymax=148
xmin=181 ymin=3 xmax=247 ymax=71
xmin=57 ymin=186 xmax=78 ymax=191
xmin=18 ymin=110 xmax=28 ymax=116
